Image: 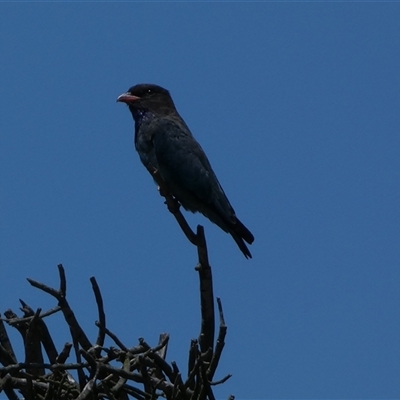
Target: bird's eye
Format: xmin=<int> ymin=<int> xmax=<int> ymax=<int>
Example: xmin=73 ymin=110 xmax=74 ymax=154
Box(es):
xmin=147 ymin=89 xmax=152 ymax=94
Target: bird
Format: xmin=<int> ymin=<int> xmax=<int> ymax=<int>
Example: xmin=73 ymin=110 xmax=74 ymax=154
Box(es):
xmin=117 ymin=83 xmax=254 ymax=258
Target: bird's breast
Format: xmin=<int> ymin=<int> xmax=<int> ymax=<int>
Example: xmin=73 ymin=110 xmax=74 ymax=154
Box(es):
xmin=134 ymin=117 xmax=159 ymax=172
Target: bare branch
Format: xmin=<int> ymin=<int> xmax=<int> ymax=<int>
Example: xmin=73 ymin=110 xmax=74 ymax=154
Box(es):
xmin=27 ymin=266 xmax=92 ymax=351
xmin=207 ymin=297 xmax=227 ymax=380
xmin=95 ymin=321 xmax=129 ymax=352
xmin=1 ymin=242 xmax=233 ymax=399
xmin=90 ymin=276 xmax=106 ymax=354
xmin=0 ymin=316 xmax=17 ymax=365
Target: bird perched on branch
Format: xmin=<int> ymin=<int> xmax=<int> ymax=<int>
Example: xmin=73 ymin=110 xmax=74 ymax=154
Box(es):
xmin=117 ymin=83 xmax=254 ymax=258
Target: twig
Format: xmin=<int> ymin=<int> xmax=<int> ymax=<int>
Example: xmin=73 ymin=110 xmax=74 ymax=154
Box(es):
xmin=185 ymin=348 xmax=211 ymax=391
xmin=0 ymin=343 xmax=16 ymax=367
xmin=152 ymin=169 xmax=199 ymax=246
xmin=0 ymin=362 xmax=90 ymax=374
xmin=187 ymin=339 xmax=198 ymax=388
xmin=146 ymin=351 xmax=175 ymax=383
xmin=156 ymin=333 xmax=169 ymax=359
xmin=196 ymin=226 xmax=215 ymax=358
xmin=71 ymin=327 xmax=87 ymax=391
xmin=210 ymin=374 xmax=232 ymax=386
xmin=1 ymin=306 xmax=62 ymax=325
xmin=207 ymin=297 xmax=227 ymax=380
xmin=0 ymin=316 xmax=17 ymax=365
xmin=75 ymin=366 xmax=99 ymax=400
xmin=121 ymin=383 xmax=150 ymax=400
xmin=19 ymin=301 xmax=59 ymax=365
xmin=4 ymin=309 xmax=29 ymax=343
xmin=143 ymin=334 xmax=169 ymax=356
xmin=27 ymin=265 xmax=92 ymax=351
xmin=56 ymin=343 xmax=72 ymax=364
xmin=24 ymin=308 xmax=45 ymax=376
xmin=94 ymin=321 xmax=129 ymax=352
xmin=107 ymin=353 xmax=129 ymax=396
xmin=90 ymin=276 xmax=106 ymax=355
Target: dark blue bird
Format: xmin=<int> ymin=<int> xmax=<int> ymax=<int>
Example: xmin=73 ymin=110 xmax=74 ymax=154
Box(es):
xmin=117 ymin=83 xmax=254 ymax=258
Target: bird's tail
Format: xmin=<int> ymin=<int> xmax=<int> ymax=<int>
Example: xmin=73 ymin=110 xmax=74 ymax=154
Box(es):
xmin=230 ymin=217 xmax=254 ymax=259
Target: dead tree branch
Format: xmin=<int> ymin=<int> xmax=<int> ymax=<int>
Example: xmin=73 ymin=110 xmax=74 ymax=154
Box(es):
xmin=0 ymin=261 xmax=231 ymax=399
xmin=0 ymin=171 xmax=233 ymax=399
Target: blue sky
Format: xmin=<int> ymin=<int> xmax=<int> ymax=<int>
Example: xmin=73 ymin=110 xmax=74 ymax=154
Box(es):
xmin=1 ymin=3 xmax=400 ymax=399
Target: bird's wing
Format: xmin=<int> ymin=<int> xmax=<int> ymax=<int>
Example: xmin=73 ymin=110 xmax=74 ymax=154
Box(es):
xmin=150 ymin=117 xmax=235 ymax=222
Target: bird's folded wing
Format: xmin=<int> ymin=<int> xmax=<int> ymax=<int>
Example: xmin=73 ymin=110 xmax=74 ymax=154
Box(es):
xmin=150 ymin=118 xmax=234 ymax=220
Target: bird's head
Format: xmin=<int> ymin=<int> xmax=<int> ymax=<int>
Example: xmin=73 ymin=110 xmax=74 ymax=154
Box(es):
xmin=117 ymin=84 xmax=176 ymax=119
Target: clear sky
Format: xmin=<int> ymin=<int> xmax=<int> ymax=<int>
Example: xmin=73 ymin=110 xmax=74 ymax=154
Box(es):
xmin=1 ymin=3 xmax=399 ymax=399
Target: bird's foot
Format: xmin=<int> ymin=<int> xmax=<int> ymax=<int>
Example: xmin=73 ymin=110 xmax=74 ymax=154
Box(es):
xmin=164 ymin=197 xmax=180 ymax=214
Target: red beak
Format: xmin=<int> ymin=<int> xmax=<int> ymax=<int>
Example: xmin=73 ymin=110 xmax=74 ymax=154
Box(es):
xmin=117 ymin=93 xmax=140 ymax=103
